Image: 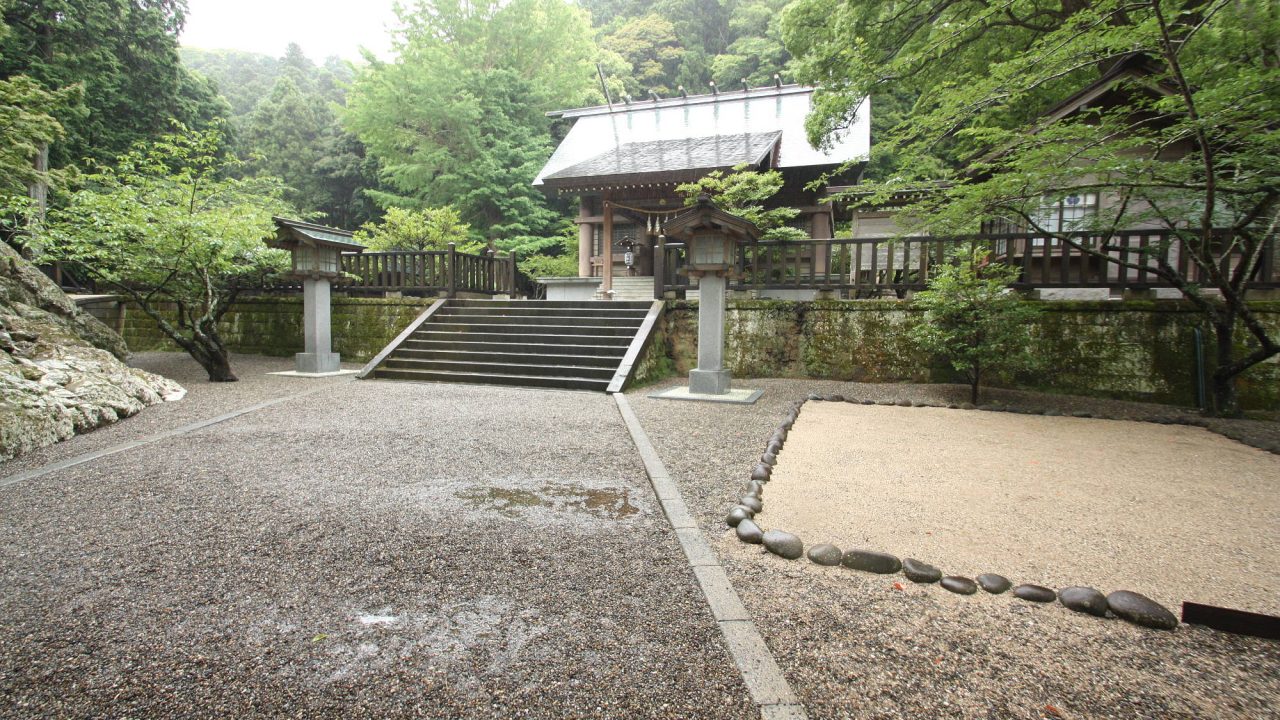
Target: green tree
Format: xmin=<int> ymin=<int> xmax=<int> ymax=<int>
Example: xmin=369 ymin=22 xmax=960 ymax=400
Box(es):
xmin=353 ymin=206 xmax=476 ymax=253
xmin=241 ymin=74 xmax=329 ymax=212
xmin=602 ymin=14 xmax=685 ymax=97
xmin=346 ymin=0 xmax=598 ymax=243
xmin=1 ymin=0 xmax=228 ymax=168
xmin=910 ymin=248 xmax=1042 ymax=405
xmin=39 ymin=125 xmax=289 ymax=382
xmin=0 ymin=74 xmax=74 ymax=240
xmin=784 ymin=0 xmax=1280 ymax=415
xmin=677 ymin=164 xmax=807 ymax=240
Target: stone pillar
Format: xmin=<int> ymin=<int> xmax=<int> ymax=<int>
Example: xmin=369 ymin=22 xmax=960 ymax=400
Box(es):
xmin=296 ymin=277 xmax=340 ymax=373
xmin=578 ymin=198 xmax=592 ymax=278
xmin=811 ymin=209 xmax=832 ymax=278
xmin=688 ymin=273 xmax=730 ymax=394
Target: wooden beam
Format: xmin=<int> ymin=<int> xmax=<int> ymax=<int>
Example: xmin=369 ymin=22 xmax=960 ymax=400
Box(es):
xmin=603 ymin=194 xmax=614 ymax=297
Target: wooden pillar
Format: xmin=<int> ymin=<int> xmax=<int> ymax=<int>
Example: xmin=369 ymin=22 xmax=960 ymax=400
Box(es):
xmin=602 ymin=193 xmax=614 ymax=297
xmin=811 ymin=209 xmax=832 ymax=278
xmin=653 ymin=235 xmax=666 ymax=300
xmin=578 ymin=197 xmax=592 ymax=278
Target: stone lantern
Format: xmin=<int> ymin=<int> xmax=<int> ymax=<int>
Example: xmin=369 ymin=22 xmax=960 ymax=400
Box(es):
xmin=652 ymin=196 xmax=762 ymax=403
xmin=268 ymin=217 xmax=364 ymax=375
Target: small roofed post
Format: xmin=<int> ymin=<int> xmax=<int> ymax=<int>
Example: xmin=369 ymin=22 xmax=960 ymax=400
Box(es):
xmin=267 ymin=217 xmax=365 ymax=375
xmin=661 ymin=196 xmax=759 ymax=398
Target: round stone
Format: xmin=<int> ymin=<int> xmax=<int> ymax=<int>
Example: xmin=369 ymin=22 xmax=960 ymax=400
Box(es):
xmin=1071 ymin=410 xmax=1092 ymax=418
xmin=877 ymin=399 xmax=895 ymax=406
xmin=726 ymin=506 xmax=752 ymax=527
xmin=1059 ymin=586 xmax=1109 ymax=617
xmin=895 ymin=399 xmax=912 ymax=407
xmin=739 ymin=496 xmax=763 ymax=513
xmin=824 ymin=394 xmax=844 ymax=402
xmin=762 ymin=530 xmax=804 ymax=560
xmin=736 ymin=519 xmax=764 ymax=544
xmin=1013 ymin=584 xmax=1057 ymax=603
xmin=946 ymin=403 xmax=959 ymax=410
xmin=761 ymin=452 xmax=777 ymax=466
xmin=861 ymin=399 xmax=876 ymax=405
xmin=901 ymin=558 xmax=942 ymax=584
xmin=940 ymin=576 xmax=978 ymax=595
xmin=841 ymin=550 xmax=902 ymax=574
xmin=807 ymin=393 xmax=823 ymax=401
xmin=1043 ymin=409 xmax=1061 ymax=416
xmin=750 ymin=464 xmax=771 ymax=482
xmin=976 ymin=573 xmax=1012 ymax=594
xmin=1107 ymin=591 xmax=1179 ymax=630
xmin=959 ymin=402 xmax=975 ymax=410
xmin=744 ymin=481 xmax=764 ymax=497
xmin=767 ymin=441 xmax=783 ymax=456
xmin=806 ymin=543 xmax=842 ymax=566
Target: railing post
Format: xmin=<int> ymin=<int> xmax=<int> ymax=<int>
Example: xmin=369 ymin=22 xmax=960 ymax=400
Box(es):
xmin=446 ymin=242 xmax=457 ymax=298
xmin=653 ymin=236 xmax=666 ymax=300
xmin=509 ymin=251 xmax=518 ymax=298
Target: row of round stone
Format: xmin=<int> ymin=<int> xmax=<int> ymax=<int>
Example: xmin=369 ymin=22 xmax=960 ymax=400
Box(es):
xmin=723 ymin=394 xmax=1180 ymax=632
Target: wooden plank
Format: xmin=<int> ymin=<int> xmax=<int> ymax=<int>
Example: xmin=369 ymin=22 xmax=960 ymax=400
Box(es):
xmin=1182 ymin=601 xmax=1280 ymax=640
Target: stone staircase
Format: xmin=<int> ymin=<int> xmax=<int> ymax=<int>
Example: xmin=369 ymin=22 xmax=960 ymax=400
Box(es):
xmin=603 ymin=276 xmax=655 ymax=302
xmin=361 ymin=299 xmax=658 ymax=392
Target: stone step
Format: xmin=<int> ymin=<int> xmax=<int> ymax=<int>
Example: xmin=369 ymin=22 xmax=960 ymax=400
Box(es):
xmin=441 ymin=306 xmax=650 ymax=319
xmin=450 ymin=299 xmax=651 ymax=310
xmin=410 ymin=330 xmax=634 ymax=347
xmin=399 ymin=339 xmax=628 ymax=357
xmin=383 ymin=357 xmax=617 ymax=380
xmin=418 ymin=322 xmax=640 ymax=337
xmin=389 ymin=348 xmax=623 ymax=367
xmin=373 ymin=367 xmax=610 ymax=392
xmin=431 ymin=313 xmax=645 ymax=328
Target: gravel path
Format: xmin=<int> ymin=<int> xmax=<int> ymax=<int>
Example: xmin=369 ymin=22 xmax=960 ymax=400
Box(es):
xmin=0 ymin=353 xmax=359 ymax=477
xmin=628 ymin=377 xmax=1280 ymax=720
xmin=0 ymin=367 xmax=753 ymax=718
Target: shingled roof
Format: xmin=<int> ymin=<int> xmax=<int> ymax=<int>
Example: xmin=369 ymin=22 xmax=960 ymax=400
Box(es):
xmin=534 ymin=84 xmax=869 ymax=192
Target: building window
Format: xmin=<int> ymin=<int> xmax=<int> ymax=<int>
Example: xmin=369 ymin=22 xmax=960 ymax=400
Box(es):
xmin=1030 ymin=193 xmax=1097 ymax=245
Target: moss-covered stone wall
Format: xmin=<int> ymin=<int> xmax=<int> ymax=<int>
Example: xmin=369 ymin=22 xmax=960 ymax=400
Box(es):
xmin=655 ymin=300 xmax=1280 ymax=409
xmin=121 ymin=296 xmax=434 ymax=363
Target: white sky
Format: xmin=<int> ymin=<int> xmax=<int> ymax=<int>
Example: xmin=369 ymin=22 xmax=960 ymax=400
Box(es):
xmin=180 ymin=0 xmax=400 ymax=62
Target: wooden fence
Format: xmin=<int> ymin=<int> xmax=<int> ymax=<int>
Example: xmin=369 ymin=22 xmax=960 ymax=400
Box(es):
xmin=260 ymin=245 xmax=518 ymax=297
xmin=655 ymin=229 xmax=1279 ymax=298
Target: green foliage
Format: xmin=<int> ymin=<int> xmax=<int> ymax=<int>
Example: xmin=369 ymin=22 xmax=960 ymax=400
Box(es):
xmin=910 ymin=249 xmax=1042 ymax=404
xmin=0 ymin=74 xmax=72 ymax=198
xmin=346 ymin=0 xmax=597 ymax=241
xmin=601 ymin=14 xmax=685 ymax=97
xmin=0 ymin=0 xmax=228 ymax=169
xmin=784 ymin=0 xmax=1280 ymax=415
xmin=39 ymin=124 xmax=290 ymax=381
xmin=353 ymin=206 xmax=478 ymax=253
xmin=677 ymin=164 xmax=807 ymax=240
xmin=496 ymin=222 xmax=580 ymax=279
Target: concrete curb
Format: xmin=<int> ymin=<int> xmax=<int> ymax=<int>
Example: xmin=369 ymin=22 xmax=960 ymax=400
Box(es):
xmin=613 ymin=393 xmax=807 ymax=719
xmin=1 ymin=378 xmax=356 ymax=490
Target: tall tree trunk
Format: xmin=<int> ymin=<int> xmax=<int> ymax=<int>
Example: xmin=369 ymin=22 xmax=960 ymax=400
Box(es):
xmin=1211 ymin=321 xmax=1239 ymax=417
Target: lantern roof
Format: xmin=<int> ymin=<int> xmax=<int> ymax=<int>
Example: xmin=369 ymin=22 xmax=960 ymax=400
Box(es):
xmin=269 ymin=217 xmax=365 ymax=252
xmin=662 ymin=196 xmax=760 ymax=242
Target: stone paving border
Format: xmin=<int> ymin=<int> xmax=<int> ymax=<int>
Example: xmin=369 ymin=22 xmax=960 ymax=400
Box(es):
xmin=613 ymin=394 xmax=808 ymax=720
xmin=0 ymin=378 xmax=355 ymax=490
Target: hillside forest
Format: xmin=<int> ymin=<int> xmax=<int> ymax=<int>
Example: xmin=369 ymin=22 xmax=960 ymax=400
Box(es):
xmin=1 ymin=0 xmax=797 ymax=278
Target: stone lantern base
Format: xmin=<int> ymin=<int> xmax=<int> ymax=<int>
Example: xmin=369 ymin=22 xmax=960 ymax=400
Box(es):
xmin=295 ymin=351 xmax=342 ymax=374
xmin=689 ymin=368 xmax=732 ymax=395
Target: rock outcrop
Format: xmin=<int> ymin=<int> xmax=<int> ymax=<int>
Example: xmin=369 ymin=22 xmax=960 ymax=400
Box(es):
xmin=0 ymin=243 xmax=184 ymax=462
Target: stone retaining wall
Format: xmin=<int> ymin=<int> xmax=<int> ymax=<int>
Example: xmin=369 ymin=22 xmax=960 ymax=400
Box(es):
xmin=656 ymin=299 xmax=1280 ymax=410
xmin=110 ymin=294 xmax=1279 ymax=409
xmin=117 ymin=296 xmax=433 ymax=364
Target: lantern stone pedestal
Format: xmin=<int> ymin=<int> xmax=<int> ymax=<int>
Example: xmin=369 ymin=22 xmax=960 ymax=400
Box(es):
xmin=688 ymin=274 xmax=731 ymax=394
xmin=296 ymin=277 xmax=341 ymax=373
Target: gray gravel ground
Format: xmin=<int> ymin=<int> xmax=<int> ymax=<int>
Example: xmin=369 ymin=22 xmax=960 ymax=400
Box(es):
xmin=0 ymin=353 xmax=360 ymax=477
xmin=628 ymin=376 xmax=1280 ymax=720
xmin=0 ymin=361 xmax=754 ymax=718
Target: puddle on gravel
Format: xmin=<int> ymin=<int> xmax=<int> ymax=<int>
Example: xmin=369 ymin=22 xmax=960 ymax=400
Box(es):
xmin=456 ymin=484 xmax=641 ymax=520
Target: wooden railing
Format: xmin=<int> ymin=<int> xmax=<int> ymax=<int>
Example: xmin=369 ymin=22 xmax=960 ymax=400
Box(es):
xmin=259 ymin=245 xmax=518 ymax=297
xmin=655 ymin=229 xmax=1279 ymax=299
